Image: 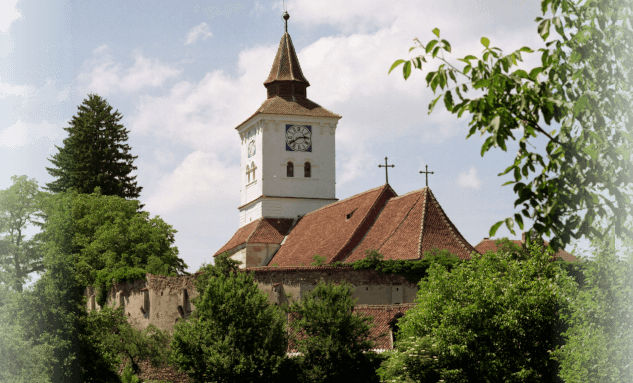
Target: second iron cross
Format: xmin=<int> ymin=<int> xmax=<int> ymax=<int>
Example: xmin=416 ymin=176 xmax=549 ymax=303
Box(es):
xmin=378 ymin=157 xmax=394 ymax=184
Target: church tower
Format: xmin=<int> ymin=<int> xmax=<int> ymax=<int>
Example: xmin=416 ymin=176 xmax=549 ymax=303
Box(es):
xmin=235 ymin=12 xmax=341 ymax=227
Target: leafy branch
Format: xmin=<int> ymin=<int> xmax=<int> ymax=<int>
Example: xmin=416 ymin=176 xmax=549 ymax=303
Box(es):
xmin=390 ymin=0 xmax=633 ymax=250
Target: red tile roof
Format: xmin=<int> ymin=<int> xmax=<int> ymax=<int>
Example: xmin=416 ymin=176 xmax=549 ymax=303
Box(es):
xmin=474 ymin=238 xmax=577 ymax=262
xmin=236 ymin=96 xmax=341 ymax=130
xmin=345 ymin=188 xmax=478 ymax=262
xmin=267 ymin=185 xmax=397 ymax=266
xmin=354 ymin=304 xmax=415 ymax=350
xmin=214 ymin=218 xmax=294 ymax=256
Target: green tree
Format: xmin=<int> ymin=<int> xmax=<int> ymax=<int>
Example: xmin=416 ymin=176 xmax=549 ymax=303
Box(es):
xmin=0 ymin=249 xmax=119 ymax=383
xmin=552 ymin=230 xmax=633 ymax=382
xmin=170 ymin=263 xmax=287 ymax=383
xmin=83 ymin=305 xmax=171 ymax=376
xmin=38 ymin=189 xmax=187 ymax=305
xmin=288 ymin=281 xmax=380 ymax=383
xmin=193 ymin=252 xmax=242 ymax=294
xmin=390 ymin=0 xmax=633 ymax=250
xmin=45 ymin=93 xmax=142 ymax=201
xmin=0 ymin=284 xmax=53 ymax=382
xmin=383 ymin=243 xmax=576 ymax=382
xmin=0 ymin=175 xmax=47 ymax=292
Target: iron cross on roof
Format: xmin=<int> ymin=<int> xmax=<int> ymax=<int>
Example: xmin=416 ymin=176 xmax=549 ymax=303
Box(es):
xmin=378 ymin=157 xmax=394 ymax=184
xmin=419 ymin=164 xmax=434 ymax=187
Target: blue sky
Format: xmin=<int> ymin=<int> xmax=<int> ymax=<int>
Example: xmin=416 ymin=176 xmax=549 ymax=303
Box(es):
xmin=1 ymin=0 xmax=568 ymax=273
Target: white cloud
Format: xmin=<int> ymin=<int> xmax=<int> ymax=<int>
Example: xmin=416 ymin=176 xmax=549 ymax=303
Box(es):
xmin=185 ymin=22 xmax=213 ymax=45
xmin=0 ymin=0 xmax=22 ymax=34
xmin=143 ymin=151 xmax=239 ymax=213
xmin=129 ymin=44 xmax=275 ymax=156
xmin=0 ymin=118 xmax=61 ymax=149
xmin=128 ymin=0 xmax=548 ymax=189
xmin=77 ymin=45 xmax=181 ymax=95
xmin=0 ymin=78 xmax=31 ymax=98
xmin=457 ymin=166 xmax=482 ymax=189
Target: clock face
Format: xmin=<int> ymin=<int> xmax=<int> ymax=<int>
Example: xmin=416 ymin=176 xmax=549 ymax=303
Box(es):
xmin=286 ymin=125 xmax=312 ymax=152
xmin=248 ymin=139 xmax=255 ymax=157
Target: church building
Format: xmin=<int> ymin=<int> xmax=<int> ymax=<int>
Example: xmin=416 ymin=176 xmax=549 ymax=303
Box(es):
xmin=200 ymin=12 xmax=483 ymax=352
xmin=83 ymin=17 xmax=578 ymax=382
xmin=214 ymin=12 xmax=478 ymax=270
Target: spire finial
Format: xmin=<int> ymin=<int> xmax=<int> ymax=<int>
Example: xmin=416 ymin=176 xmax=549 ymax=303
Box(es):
xmin=283 ymin=11 xmax=289 ymax=33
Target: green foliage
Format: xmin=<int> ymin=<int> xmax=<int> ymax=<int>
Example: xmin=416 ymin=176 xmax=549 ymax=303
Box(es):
xmin=84 ymin=305 xmax=170 ymax=375
xmin=120 ymin=364 xmax=141 ymax=383
xmin=45 ymin=93 xmax=143 ymax=201
xmin=310 ymin=254 xmax=326 ymax=266
xmin=0 ymin=175 xmax=48 ymax=292
xmin=13 ymin=232 xmax=122 ymax=382
xmin=38 ymin=189 xmax=186 ymax=297
xmin=95 ymin=267 xmax=148 ymax=307
xmin=386 ymin=243 xmax=576 ymax=382
xmin=352 ymin=248 xmax=463 ymax=283
xmin=0 ymin=284 xmax=53 ymax=382
xmin=391 ymin=0 xmax=633 ymax=250
xmin=552 ymin=230 xmax=633 ymax=382
xmin=193 ymin=252 xmax=241 ymax=297
xmin=287 ymin=281 xmax=380 ymax=383
xmin=376 ymin=335 xmax=442 ymax=383
xmin=170 ymin=265 xmax=287 ymax=383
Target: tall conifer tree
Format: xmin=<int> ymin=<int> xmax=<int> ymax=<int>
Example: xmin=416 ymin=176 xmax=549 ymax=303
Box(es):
xmin=45 ymin=94 xmax=142 ymax=200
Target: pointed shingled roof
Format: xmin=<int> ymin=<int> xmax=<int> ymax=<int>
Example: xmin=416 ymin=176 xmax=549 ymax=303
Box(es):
xmin=264 ymin=32 xmax=310 ymax=88
xmin=234 ymin=26 xmax=341 ymax=130
xmin=344 ymin=187 xmax=479 ymax=262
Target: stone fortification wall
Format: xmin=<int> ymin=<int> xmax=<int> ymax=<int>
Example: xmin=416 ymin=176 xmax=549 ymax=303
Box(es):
xmin=85 ymin=273 xmax=200 ymax=332
xmin=249 ymin=266 xmax=418 ymax=306
xmin=85 ymin=267 xmax=418 ymax=333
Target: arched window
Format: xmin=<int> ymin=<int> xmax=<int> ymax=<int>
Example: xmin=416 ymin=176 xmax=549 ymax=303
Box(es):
xmin=304 ymin=161 xmax=311 ymax=178
xmin=287 ymin=161 xmax=294 ymax=177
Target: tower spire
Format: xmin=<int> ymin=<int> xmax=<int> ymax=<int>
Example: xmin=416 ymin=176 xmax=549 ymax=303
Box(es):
xmin=263 ymin=11 xmax=310 ymax=99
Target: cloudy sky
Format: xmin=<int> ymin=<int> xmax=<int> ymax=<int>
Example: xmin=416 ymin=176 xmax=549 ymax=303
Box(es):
xmin=1 ymin=0 xmax=563 ymax=273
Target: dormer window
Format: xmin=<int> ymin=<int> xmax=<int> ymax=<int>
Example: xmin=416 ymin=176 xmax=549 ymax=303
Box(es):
xmin=346 ymin=209 xmax=356 ymax=220
xmin=304 ymin=161 xmax=311 ymax=178
xmin=287 ymin=161 xmax=294 ymax=177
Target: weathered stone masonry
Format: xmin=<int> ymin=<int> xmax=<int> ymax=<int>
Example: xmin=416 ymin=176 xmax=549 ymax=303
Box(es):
xmin=85 ymin=266 xmax=418 ymax=333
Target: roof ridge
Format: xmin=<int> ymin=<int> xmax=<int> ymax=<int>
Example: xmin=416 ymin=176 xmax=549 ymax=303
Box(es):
xmin=245 ymin=218 xmax=264 ymax=243
xmin=417 ymin=187 xmax=429 ymax=258
xmin=426 ymin=188 xmax=478 ymax=257
xmin=342 ymin=191 xmax=396 ymax=261
xmin=302 ymin=184 xmax=390 ymax=218
xmin=332 ymin=185 xmax=393 ymax=262
xmin=375 ymin=190 xmax=423 ymax=254
xmin=388 ymin=187 xmax=425 ymax=201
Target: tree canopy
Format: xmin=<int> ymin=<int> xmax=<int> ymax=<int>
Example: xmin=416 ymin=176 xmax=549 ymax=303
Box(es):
xmin=6 ymin=192 xmax=122 ymax=382
xmin=0 ymin=175 xmax=47 ymax=292
xmin=390 ymin=0 xmax=633 ymax=250
xmin=170 ymin=262 xmax=287 ymax=383
xmin=381 ymin=242 xmax=576 ymax=382
xmin=45 ymin=93 xmax=142 ymax=201
xmin=288 ymin=281 xmax=380 ymax=383
xmin=37 ymin=189 xmax=186 ymax=304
